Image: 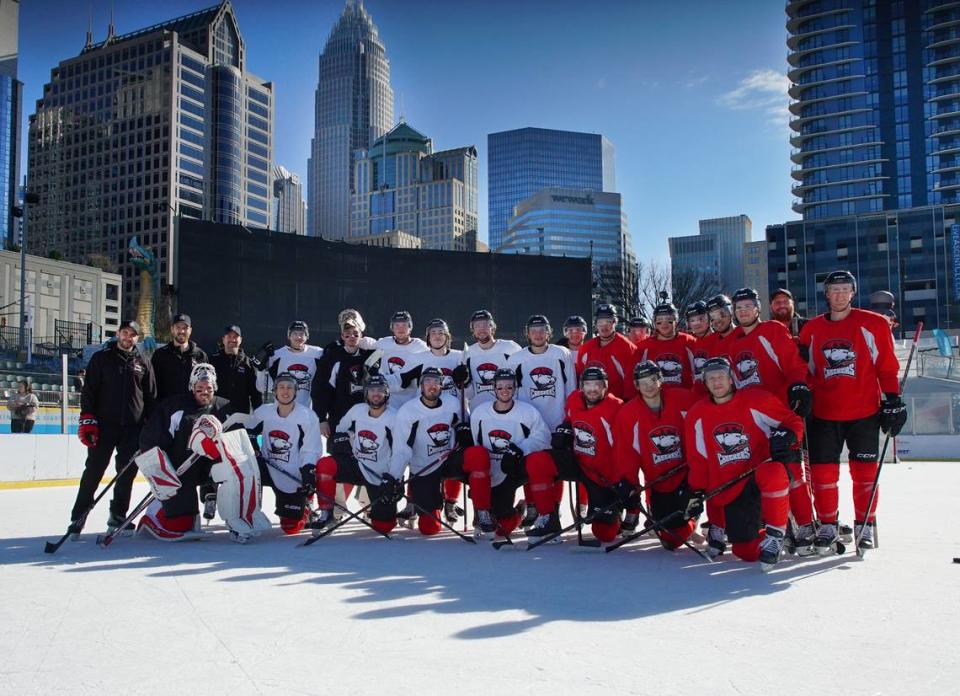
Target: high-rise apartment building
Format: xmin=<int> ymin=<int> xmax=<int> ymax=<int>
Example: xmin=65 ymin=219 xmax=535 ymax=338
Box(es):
xmin=668 ymin=215 xmax=751 ymax=296
xmin=273 ymin=166 xmax=306 ymax=235
xmin=349 ymin=122 xmax=478 ymax=251
xmin=787 ymin=0 xmax=960 ymax=218
xmin=308 ymin=0 xmax=393 ymax=239
xmin=487 ymin=127 xmax=615 ymax=250
xmin=0 ymin=0 xmax=22 ymax=250
xmin=26 ymin=2 xmax=273 ymax=312
xmin=500 ymin=188 xmax=638 ymax=315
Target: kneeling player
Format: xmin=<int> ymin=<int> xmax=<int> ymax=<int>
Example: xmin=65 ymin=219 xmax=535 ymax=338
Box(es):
xmin=136 ymin=364 xmax=270 ymax=543
xmin=525 ymin=365 xmax=625 ymax=544
xmin=246 ymin=372 xmax=323 ymax=534
xmin=306 ymin=375 xmax=400 ymax=536
xmin=465 ymin=368 xmax=552 ymax=540
xmin=390 ymin=367 xmax=494 ymax=537
xmin=614 ymin=360 xmax=697 ymax=549
xmin=684 ymin=358 xmax=804 ymax=571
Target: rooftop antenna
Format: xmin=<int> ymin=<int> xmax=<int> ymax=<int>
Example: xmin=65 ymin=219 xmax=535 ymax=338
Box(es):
xmin=106 ymin=1 xmax=116 ymax=42
xmin=398 ymin=92 xmax=405 ymax=124
xmin=84 ymin=4 xmax=94 ymax=49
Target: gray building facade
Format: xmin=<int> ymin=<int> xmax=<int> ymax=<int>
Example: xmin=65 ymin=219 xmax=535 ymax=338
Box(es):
xmin=668 ymin=214 xmax=751 ymax=296
xmin=308 ymin=0 xmax=393 ymax=240
xmin=25 ymin=2 xmax=273 ymax=314
xmin=273 ymin=165 xmax=306 ymax=235
xmin=0 ymin=0 xmax=22 ymax=251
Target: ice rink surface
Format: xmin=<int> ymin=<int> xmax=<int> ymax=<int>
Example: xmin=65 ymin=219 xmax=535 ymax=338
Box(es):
xmin=1 ymin=462 xmax=958 ymax=696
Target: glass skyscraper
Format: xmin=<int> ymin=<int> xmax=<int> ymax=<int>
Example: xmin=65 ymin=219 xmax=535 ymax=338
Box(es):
xmin=308 ymin=0 xmax=393 ymax=239
xmin=26 ymin=2 xmax=273 ymax=314
xmin=787 ymin=0 xmax=960 ymax=219
xmin=0 ymin=0 xmax=21 ymax=251
xmin=487 ymin=127 xmax=615 ymax=250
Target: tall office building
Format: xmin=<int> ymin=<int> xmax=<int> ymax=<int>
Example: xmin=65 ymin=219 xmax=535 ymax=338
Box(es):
xmin=787 ymin=0 xmax=960 ymax=218
xmin=742 ymin=240 xmax=769 ymax=307
xmin=500 ymin=188 xmax=638 ymax=314
xmin=26 ymin=2 xmax=273 ymax=313
xmin=349 ymin=122 xmax=478 ymax=251
xmin=0 ymin=0 xmax=22 ymax=250
xmin=487 ymin=127 xmax=615 ymax=250
xmin=273 ymin=165 xmax=306 ymax=235
xmin=668 ymin=215 xmax=751 ymax=295
xmin=308 ymin=0 xmax=393 ymax=239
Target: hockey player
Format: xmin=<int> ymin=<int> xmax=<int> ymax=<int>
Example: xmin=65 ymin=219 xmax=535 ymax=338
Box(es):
xmin=556 ymin=315 xmax=588 ymax=353
xmin=313 ymin=311 xmax=381 ymax=440
xmin=136 ymin=363 xmax=269 ymax=542
xmin=613 ymin=360 xmax=697 ymax=546
xmin=770 ymin=288 xmax=807 ymax=338
xmin=257 ymin=320 xmax=324 ymax=408
xmin=457 ymin=309 xmax=521 ymax=410
xmin=69 ymin=320 xmax=156 ymax=538
xmin=307 ymin=374 xmax=399 ymax=534
xmin=151 ymin=313 xmax=208 ymax=402
xmin=524 ymin=365 xmax=624 ymax=543
xmin=693 ymin=294 xmax=739 ymax=396
xmin=685 ymin=301 xmax=710 ymax=340
xmin=577 ymin=304 xmax=637 ymax=400
xmin=377 ymin=311 xmax=428 ymax=408
xmin=245 ymin=372 xmax=323 ymax=534
xmin=684 ymin=357 xmax=804 ymax=570
xmin=799 ymin=270 xmax=905 ymax=553
xmin=637 ymin=300 xmax=697 ymax=390
xmin=466 ymin=368 xmax=552 ymax=540
xmin=389 ymin=367 xmax=495 ymax=537
xmin=507 ymin=315 xmax=577 ymax=526
xmin=626 ymin=316 xmax=652 ymax=346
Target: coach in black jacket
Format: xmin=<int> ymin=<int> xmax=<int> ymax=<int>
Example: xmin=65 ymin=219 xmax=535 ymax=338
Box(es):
xmin=151 ymin=313 xmax=208 ymax=402
xmin=70 ymin=320 xmax=156 ymax=533
xmin=209 ymin=324 xmax=262 ymax=414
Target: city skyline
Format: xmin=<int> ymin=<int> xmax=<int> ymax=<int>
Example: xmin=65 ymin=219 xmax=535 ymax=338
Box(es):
xmin=14 ymin=0 xmax=796 ymax=264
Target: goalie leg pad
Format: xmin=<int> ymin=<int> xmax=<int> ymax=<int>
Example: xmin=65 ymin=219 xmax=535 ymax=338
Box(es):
xmin=211 ymin=430 xmax=271 ymax=537
xmin=135 ymin=447 xmax=182 ymax=501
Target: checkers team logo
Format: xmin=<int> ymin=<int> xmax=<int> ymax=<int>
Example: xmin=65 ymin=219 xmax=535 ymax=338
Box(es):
xmin=528 ymin=366 xmax=557 ymax=399
xmin=476 ymin=362 xmax=498 ymax=393
xmin=649 ymin=425 xmax=682 ymax=465
xmin=822 ymin=339 xmax=856 ymax=380
xmin=656 ymin=354 xmax=684 ymax=384
xmin=426 ymin=422 xmax=452 ymax=456
xmin=734 ymin=351 xmax=761 ymax=388
xmin=268 ymin=429 xmax=292 ymax=463
xmin=713 ymin=423 xmax=752 ymax=466
xmin=573 ymin=421 xmax=597 ymax=457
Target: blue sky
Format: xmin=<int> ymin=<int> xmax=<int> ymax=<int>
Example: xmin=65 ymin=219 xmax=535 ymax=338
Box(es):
xmin=17 ymin=0 xmax=798 ymax=263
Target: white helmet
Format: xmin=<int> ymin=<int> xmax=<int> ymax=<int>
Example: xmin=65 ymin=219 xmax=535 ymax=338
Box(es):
xmin=189 ymin=362 xmax=218 ymax=391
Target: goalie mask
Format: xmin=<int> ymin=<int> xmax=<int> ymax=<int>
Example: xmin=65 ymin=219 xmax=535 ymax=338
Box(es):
xmin=189 ymin=363 xmax=218 ymax=392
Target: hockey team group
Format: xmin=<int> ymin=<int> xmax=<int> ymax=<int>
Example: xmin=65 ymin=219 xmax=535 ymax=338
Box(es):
xmin=54 ymin=268 xmax=908 ymax=572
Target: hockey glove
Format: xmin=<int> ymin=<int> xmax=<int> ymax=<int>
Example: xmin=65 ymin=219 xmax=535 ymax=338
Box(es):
xmin=551 ymin=421 xmax=574 ymax=451
xmin=613 ymin=479 xmax=639 ymax=507
xmin=499 ymin=443 xmax=525 ymax=478
xmin=78 ymin=412 xmax=99 ymax=448
xmin=879 ymin=393 xmax=907 ymax=437
xmin=454 ymin=421 xmax=474 ymax=448
xmin=769 ymin=428 xmax=801 ymax=465
xmin=452 ymin=364 xmax=469 ymax=388
xmin=788 ymin=382 xmax=812 ymax=418
xmin=330 ymin=431 xmax=353 ymax=457
xmin=380 ymin=473 xmax=404 ymax=505
xmin=250 ymin=341 xmax=275 ymax=371
xmin=684 ymin=490 xmax=705 ymax=520
xmin=299 ymin=463 xmax=316 ymax=495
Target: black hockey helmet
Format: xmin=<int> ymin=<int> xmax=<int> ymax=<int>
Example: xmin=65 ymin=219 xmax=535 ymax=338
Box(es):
xmin=824 ymin=270 xmax=857 ymax=293
xmin=653 ymin=301 xmax=679 ymax=319
xmin=493 ymin=367 xmax=517 ymax=386
xmin=425 ymin=318 xmax=450 ymax=333
xmin=364 ymin=373 xmax=390 ymax=405
xmin=869 ymin=290 xmax=895 ymax=310
xmin=685 ymin=301 xmax=708 ymax=319
xmin=288 ymin=320 xmax=309 ymax=337
xmin=526 ymin=314 xmax=551 ymax=333
xmin=420 ymin=366 xmax=444 ymax=383
xmin=705 ymin=294 xmax=733 ymax=314
xmin=274 ymin=371 xmax=298 ymax=389
xmin=580 ymin=363 xmax=609 ymax=385
xmin=628 ymin=316 xmax=652 ymax=329
xmin=633 ymin=360 xmax=662 ymax=381
xmin=564 ymin=315 xmax=587 ymax=330
xmin=390 ymin=310 xmax=413 ymax=327
xmin=470 ymin=309 xmax=494 ymax=324
xmin=594 ymin=303 xmax=617 ymax=321
xmin=701 ymin=356 xmax=733 ymax=377
xmin=732 ymin=287 xmax=761 ymax=308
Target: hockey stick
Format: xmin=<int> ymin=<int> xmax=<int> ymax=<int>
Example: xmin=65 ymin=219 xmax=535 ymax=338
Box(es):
xmin=96 ymin=452 xmax=202 ymax=548
xmin=44 ymin=451 xmax=140 ymax=554
xmin=299 ymin=494 xmax=388 ymax=547
xmin=410 ymin=502 xmax=477 ymax=544
xmin=574 ymin=479 xmax=585 ymax=546
xmin=605 ymin=463 xmax=760 ymax=554
xmin=602 ymin=496 xmax=713 ymax=562
xmin=459 ymin=342 xmax=469 ymax=533
xmin=854 ymin=322 xmax=922 ymax=558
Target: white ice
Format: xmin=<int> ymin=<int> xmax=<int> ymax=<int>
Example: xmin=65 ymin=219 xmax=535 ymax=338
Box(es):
xmin=1 ymin=462 xmax=958 ymax=696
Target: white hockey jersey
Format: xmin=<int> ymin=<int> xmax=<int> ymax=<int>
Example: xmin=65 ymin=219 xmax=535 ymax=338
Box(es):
xmin=376 ymin=336 xmax=428 ymax=407
xmin=247 ymin=403 xmax=323 ymax=494
xmin=387 ymin=348 xmax=466 ymax=403
xmin=335 ymin=403 xmax=397 ymax=485
xmin=507 ymin=345 xmax=577 ymax=430
xmin=470 ymin=399 xmax=550 ymax=486
xmin=389 ymin=394 xmax=464 ymax=480
xmin=257 ymin=344 xmax=324 ymax=407
xmin=464 ymin=339 xmax=522 ymax=408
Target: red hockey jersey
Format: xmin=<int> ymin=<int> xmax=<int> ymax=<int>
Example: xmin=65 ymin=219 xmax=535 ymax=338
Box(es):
xmin=799 ymin=309 xmax=900 ymax=421
xmin=685 ymin=389 xmax=803 ymax=505
xmin=577 ymin=334 xmax=637 ymax=401
xmin=565 ymin=390 xmax=623 ymax=486
xmin=727 ymin=321 xmax=808 ymax=403
xmin=614 ymin=388 xmax=696 ymax=492
xmin=637 ymin=333 xmax=698 ymax=390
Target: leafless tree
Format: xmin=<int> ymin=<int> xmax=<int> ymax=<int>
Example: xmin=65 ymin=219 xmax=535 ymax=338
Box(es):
xmin=634 ymin=260 xmax=717 ymax=319
xmin=670 ymin=266 xmax=719 ymax=315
